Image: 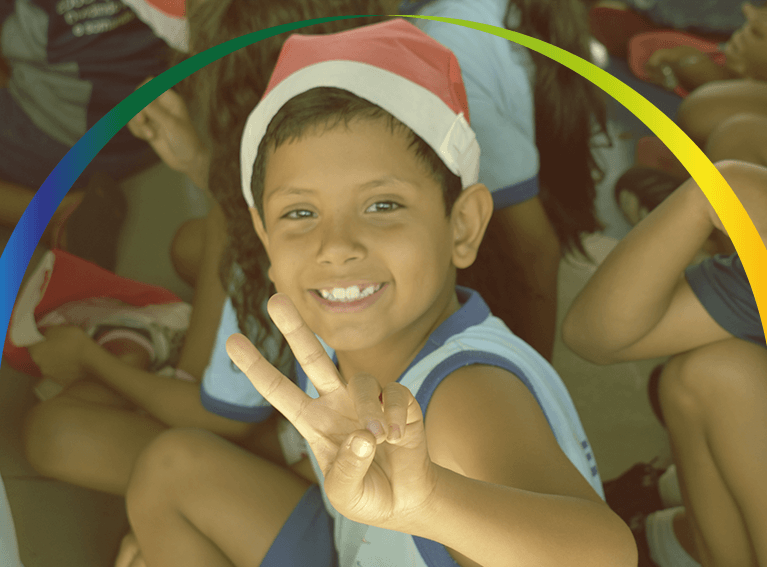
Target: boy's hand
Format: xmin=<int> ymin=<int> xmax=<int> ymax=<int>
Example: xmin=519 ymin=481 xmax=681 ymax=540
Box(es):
xmin=28 ymin=326 xmax=91 ymax=388
xmin=644 ymin=46 xmax=720 ymax=90
xmin=127 ymin=78 xmax=210 ymax=188
xmin=226 ymin=293 xmax=439 ymax=532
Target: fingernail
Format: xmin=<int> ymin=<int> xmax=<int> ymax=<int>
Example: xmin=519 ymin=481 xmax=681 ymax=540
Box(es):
xmin=350 ymin=436 xmax=372 ymax=458
xmin=388 ymin=424 xmax=401 ymax=442
xmin=366 ymin=420 xmax=384 ymax=438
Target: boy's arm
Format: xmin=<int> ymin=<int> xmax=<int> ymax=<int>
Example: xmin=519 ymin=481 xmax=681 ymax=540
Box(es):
xmin=414 ymin=365 xmax=636 ymax=567
xmin=562 ymin=160 xmax=767 ymax=364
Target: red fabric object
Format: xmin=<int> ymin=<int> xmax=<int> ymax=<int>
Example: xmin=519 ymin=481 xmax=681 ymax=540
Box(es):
xmin=628 ymin=30 xmax=726 ymax=97
xmin=589 ymin=6 xmax=659 ymax=58
xmin=262 ymin=18 xmax=470 ymax=122
xmin=4 ymin=249 xmax=182 ymax=377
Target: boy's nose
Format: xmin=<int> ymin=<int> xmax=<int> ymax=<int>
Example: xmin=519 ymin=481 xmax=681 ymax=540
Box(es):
xmin=316 ymin=220 xmax=365 ymax=265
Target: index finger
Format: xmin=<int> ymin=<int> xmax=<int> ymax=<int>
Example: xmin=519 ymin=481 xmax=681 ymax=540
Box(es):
xmin=267 ymin=293 xmax=344 ymax=396
xmin=226 ymin=333 xmax=311 ymax=426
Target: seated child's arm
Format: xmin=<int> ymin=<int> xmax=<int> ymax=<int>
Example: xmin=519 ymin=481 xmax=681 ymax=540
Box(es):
xmin=417 ymin=365 xmax=636 ymax=567
xmin=563 ymin=160 xmax=767 ymax=363
xmin=644 ymin=46 xmax=734 ymax=92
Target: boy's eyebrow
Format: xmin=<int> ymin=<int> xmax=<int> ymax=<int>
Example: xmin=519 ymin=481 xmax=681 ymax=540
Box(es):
xmin=267 ymin=175 xmax=418 ymax=202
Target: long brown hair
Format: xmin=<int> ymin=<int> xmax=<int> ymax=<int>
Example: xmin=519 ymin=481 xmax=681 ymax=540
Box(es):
xmin=507 ymin=0 xmax=608 ymax=254
xmin=178 ymin=0 xmax=393 ymax=360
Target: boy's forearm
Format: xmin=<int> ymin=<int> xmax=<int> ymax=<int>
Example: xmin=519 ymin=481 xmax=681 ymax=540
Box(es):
xmin=82 ymin=341 xmax=252 ymax=439
xmin=563 ymin=181 xmax=712 ymax=362
xmin=411 ymin=466 xmax=636 ymax=567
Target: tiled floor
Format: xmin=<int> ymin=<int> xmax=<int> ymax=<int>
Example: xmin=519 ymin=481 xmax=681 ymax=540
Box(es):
xmin=1 ymin=110 xmax=674 ymax=566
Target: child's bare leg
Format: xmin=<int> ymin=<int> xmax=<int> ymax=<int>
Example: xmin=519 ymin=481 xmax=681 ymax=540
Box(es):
xmin=705 ymin=113 xmax=767 ymax=167
xmin=126 ymin=428 xmax=310 ymax=567
xmin=677 ymin=80 xmax=767 ymax=147
xmin=658 ymin=339 xmax=767 ymax=567
xmin=23 ymin=380 xmax=168 ymax=495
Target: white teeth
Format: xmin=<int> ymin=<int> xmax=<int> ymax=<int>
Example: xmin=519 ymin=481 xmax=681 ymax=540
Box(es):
xmin=319 ymin=284 xmax=381 ymax=302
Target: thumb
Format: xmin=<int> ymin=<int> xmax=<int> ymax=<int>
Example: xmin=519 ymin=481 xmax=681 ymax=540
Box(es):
xmin=324 ymin=430 xmax=376 ymax=511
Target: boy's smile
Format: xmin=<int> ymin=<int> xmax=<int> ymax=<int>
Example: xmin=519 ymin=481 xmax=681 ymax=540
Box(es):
xmin=250 ymin=117 xmax=470 ymax=379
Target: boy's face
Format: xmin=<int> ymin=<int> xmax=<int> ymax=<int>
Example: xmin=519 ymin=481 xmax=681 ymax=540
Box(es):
xmin=725 ymin=3 xmax=767 ymax=79
xmin=251 ymin=118 xmax=472 ymax=352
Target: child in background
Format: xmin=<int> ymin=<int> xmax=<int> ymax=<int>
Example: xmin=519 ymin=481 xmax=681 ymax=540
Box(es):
xmin=22 ymin=0 xmax=397 ymax=498
xmin=122 ymin=19 xmax=635 ymax=567
xmin=563 ymin=160 xmax=767 ymax=567
xmin=398 ymin=0 xmax=608 ymax=361
xmin=0 ymin=0 xmax=172 ymax=269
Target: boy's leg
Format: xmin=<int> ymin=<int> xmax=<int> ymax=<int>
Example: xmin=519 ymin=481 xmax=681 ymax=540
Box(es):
xmin=126 ymin=428 xmax=311 ymax=567
xmin=677 ymin=80 xmax=767 ymax=147
xmin=23 ymin=380 xmax=168 ymax=496
xmin=705 ymin=113 xmax=767 ymax=167
xmin=658 ymin=339 xmax=767 ymax=567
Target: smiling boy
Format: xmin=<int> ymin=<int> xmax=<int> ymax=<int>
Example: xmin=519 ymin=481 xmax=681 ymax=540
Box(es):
xmin=124 ymin=19 xmax=635 ymax=567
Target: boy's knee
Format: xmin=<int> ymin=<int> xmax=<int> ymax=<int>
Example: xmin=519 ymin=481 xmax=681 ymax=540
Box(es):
xmin=127 ymin=428 xmax=216 ymax=512
xmin=706 ymin=113 xmax=767 ymax=165
xmin=23 ymin=397 xmax=79 ymax=478
xmin=659 ymin=340 xmax=766 ymax=417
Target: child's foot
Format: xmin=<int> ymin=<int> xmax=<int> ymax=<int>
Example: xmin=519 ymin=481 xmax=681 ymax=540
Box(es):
xmin=614 ymin=166 xmax=682 ymax=226
xmin=49 ymin=172 xmax=127 ymax=272
xmin=604 ymin=459 xmax=667 ymax=523
xmin=87 ymin=302 xmax=190 ymax=372
xmin=94 ymin=328 xmax=155 ymax=370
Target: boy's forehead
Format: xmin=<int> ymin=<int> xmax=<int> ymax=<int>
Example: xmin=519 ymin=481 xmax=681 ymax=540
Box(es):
xmin=262 ymin=123 xmax=434 ymax=203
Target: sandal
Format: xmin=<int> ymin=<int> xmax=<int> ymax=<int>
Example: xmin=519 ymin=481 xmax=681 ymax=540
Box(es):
xmin=604 ymin=459 xmax=667 ymax=523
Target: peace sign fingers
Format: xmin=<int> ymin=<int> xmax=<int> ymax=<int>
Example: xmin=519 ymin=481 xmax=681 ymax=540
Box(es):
xmin=267 ymin=294 xmax=345 ymax=396
xmin=226 ymin=333 xmax=311 ymax=428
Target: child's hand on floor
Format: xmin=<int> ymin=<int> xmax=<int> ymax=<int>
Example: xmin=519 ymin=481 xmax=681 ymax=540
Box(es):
xmin=127 ymin=78 xmax=210 ymax=188
xmin=226 ymin=293 xmax=439 ymax=533
xmin=28 ymin=326 xmax=92 ymax=388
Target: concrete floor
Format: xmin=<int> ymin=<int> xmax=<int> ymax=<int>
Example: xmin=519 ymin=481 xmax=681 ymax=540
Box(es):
xmin=1 ymin=77 xmax=681 ymax=566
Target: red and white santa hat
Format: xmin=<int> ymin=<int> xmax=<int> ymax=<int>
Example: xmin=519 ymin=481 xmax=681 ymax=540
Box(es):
xmin=240 ymin=18 xmax=480 ymax=208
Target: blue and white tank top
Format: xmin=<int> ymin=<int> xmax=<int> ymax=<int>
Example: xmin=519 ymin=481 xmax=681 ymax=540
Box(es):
xmin=297 ymin=287 xmax=603 ymax=567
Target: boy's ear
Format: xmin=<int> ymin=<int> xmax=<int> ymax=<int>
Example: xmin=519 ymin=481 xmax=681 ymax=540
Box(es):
xmin=249 ymin=207 xmax=276 ymax=283
xmin=249 ymin=207 xmax=269 ymax=249
xmin=450 ymin=183 xmax=493 ymax=269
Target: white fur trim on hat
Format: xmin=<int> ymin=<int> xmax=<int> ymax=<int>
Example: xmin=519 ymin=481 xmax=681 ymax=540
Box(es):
xmin=240 ymin=60 xmax=480 ymax=208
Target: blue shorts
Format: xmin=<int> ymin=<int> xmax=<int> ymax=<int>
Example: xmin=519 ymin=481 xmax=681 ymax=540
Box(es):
xmin=261 ymin=485 xmax=337 ymax=567
xmin=0 ymin=88 xmax=157 ymax=190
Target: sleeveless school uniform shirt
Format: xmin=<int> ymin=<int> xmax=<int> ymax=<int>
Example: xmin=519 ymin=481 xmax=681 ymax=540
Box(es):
xmin=297 ymin=287 xmax=604 ymax=567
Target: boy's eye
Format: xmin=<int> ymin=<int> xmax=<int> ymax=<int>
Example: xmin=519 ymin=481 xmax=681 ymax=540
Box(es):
xmin=365 ymin=201 xmax=402 ymax=213
xmin=282 ymin=209 xmax=315 ymax=220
